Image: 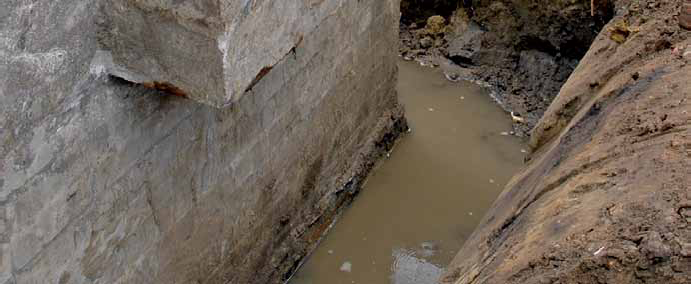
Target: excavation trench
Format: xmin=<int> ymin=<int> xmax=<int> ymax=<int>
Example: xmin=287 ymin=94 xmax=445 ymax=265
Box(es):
xmin=287 ymin=1 xmax=609 ymax=283
xmin=288 ymin=61 xmax=527 ymax=283
xmin=8 ymin=1 xmax=687 ymax=283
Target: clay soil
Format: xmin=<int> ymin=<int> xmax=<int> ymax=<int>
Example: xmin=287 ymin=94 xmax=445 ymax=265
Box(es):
xmin=432 ymin=0 xmax=691 ymax=283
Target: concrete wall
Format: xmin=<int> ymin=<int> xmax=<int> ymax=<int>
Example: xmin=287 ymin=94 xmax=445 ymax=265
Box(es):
xmin=0 ymin=0 xmax=404 ymax=283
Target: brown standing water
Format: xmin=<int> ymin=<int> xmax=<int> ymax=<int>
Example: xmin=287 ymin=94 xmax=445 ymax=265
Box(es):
xmin=289 ymin=61 xmax=527 ymax=284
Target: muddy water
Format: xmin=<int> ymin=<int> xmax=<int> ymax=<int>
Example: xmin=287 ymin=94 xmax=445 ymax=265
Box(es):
xmin=289 ymin=61 xmax=526 ymax=284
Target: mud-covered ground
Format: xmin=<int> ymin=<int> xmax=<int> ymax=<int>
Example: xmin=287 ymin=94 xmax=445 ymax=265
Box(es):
xmin=440 ymin=0 xmax=691 ymax=283
xmin=400 ymin=0 xmax=610 ymax=136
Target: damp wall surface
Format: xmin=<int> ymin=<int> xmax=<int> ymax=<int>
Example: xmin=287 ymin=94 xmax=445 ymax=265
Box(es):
xmin=0 ymin=1 xmax=404 ymax=283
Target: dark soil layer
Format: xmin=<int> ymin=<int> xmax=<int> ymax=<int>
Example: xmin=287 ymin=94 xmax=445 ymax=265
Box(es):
xmin=400 ymin=0 xmax=611 ymax=136
xmin=442 ymin=0 xmax=691 ymax=283
xmin=401 ymin=0 xmax=460 ymax=25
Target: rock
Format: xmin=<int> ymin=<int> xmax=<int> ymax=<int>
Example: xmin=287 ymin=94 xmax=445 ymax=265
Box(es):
xmin=444 ymin=73 xmax=461 ymax=82
xmin=420 ymin=37 xmax=434 ymax=48
xmin=680 ymin=1 xmax=691 ymax=30
xmin=426 ymin=15 xmax=447 ymax=35
xmin=608 ymin=21 xmax=636 ymax=44
xmin=641 ymin=232 xmax=672 ymax=259
xmin=680 ymin=243 xmax=691 ymax=257
xmin=446 ymin=21 xmax=485 ymax=65
xmin=392 ymin=249 xmax=443 ymax=284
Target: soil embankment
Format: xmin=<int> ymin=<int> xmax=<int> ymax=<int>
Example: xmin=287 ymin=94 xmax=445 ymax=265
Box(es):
xmin=440 ymin=0 xmax=691 ymax=283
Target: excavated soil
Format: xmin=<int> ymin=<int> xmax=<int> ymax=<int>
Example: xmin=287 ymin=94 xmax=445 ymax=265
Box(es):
xmin=441 ymin=0 xmax=691 ymax=283
xmin=400 ymin=0 xmax=611 ymax=136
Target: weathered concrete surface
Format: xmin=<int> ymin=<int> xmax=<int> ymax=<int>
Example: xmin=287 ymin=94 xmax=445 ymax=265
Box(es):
xmin=100 ymin=0 xmax=363 ymax=108
xmin=442 ymin=1 xmax=690 ymax=283
xmin=0 ymin=0 xmax=404 ymax=283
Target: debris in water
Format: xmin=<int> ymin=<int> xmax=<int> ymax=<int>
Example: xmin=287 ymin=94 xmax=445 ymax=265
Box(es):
xmin=445 ymin=73 xmax=461 ymax=82
xmin=489 ymin=179 xmax=495 ymax=184
xmin=428 ymin=108 xmax=435 ymax=112
xmin=468 ymin=212 xmax=473 ymax=216
xmin=521 ymin=149 xmax=527 ymax=153
xmin=392 ymin=249 xmax=443 ymax=284
xmin=419 ymin=241 xmax=439 ymax=257
xmin=328 ymin=250 xmax=334 ymax=254
xmin=340 ymin=261 xmax=352 ymax=273
xmin=460 ymin=96 xmax=465 ymax=100
xmin=594 ymin=246 xmax=605 ymax=256
xmin=500 ymin=131 xmax=510 ymax=136
xmin=510 ymin=112 xmax=525 ymax=123
xmin=407 ymin=128 xmax=413 ymax=133
xmin=420 ymin=241 xmax=437 ymax=251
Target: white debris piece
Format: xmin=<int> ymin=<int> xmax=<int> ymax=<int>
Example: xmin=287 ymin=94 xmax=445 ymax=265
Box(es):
xmin=510 ymin=112 xmax=525 ymax=123
xmin=340 ymin=261 xmax=352 ymax=273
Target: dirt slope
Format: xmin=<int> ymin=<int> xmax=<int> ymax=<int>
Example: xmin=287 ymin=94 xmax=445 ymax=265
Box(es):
xmin=442 ymin=1 xmax=691 ymax=283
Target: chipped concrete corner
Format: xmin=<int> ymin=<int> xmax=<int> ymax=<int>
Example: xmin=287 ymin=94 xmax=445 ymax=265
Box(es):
xmin=1 ymin=0 xmax=404 ymax=283
xmin=98 ymin=0 xmax=367 ymax=108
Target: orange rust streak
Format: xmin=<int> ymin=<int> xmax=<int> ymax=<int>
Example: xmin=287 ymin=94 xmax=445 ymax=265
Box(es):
xmin=142 ymin=81 xmax=188 ymax=98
